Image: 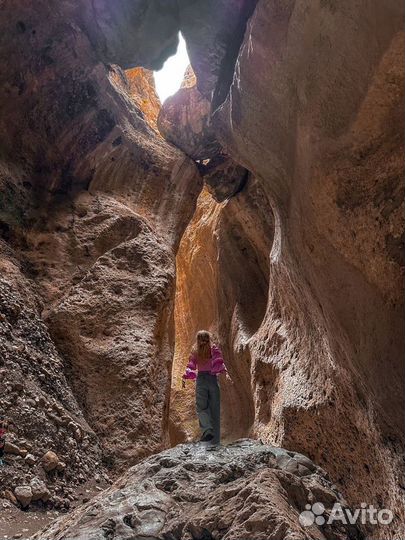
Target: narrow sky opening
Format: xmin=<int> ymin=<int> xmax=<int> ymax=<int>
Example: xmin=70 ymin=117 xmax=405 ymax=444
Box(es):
xmin=154 ymin=33 xmax=190 ymax=104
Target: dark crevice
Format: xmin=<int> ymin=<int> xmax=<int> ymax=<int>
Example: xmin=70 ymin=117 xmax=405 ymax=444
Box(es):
xmin=233 ymin=169 xmax=250 ymax=197
xmin=211 ymin=0 xmax=259 ymax=111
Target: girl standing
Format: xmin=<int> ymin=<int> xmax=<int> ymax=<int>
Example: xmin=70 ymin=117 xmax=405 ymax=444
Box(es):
xmin=182 ymin=330 xmax=231 ymax=447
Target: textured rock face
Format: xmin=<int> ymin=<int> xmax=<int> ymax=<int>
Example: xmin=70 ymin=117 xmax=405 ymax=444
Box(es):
xmin=0 ymin=241 xmax=102 ymax=506
xmin=148 ymin=0 xmax=403 ymax=538
xmin=157 ymin=67 xmax=248 ymax=202
xmin=31 ymin=440 xmax=363 ymax=540
xmin=124 ymin=67 xmax=161 ymax=131
xmin=158 ymin=67 xmax=220 ymax=160
xmin=208 ymin=1 xmax=404 ymax=538
xmin=171 ymin=182 xmax=273 ymax=445
xmin=0 ymin=0 xmax=403 ymax=539
xmin=0 ymin=0 xmax=201 ymax=499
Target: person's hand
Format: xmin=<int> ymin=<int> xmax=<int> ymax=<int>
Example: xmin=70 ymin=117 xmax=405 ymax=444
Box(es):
xmin=225 ymin=372 xmax=233 ymax=384
xmin=181 ymin=379 xmax=186 ymax=389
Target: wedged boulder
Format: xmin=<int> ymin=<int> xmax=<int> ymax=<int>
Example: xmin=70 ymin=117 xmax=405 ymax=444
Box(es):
xmin=158 ymin=66 xmax=220 ymax=160
xmin=199 ymin=154 xmax=248 ymax=202
xmin=158 ymin=67 xmax=248 ymax=202
xmin=32 ymin=440 xmax=363 ymax=540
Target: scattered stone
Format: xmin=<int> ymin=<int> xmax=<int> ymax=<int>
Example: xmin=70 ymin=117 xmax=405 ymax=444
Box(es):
xmin=14 ymin=485 xmax=32 ymax=508
xmin=3 ymin=489 xmax=18 ymax=505
xmin=56 ymin=461 xmax=66 ymax=472
xmin=4 ymin=441 xmax=23 ymax=456
xmin=41 ymin=451 xmax=59 ymax=472
xmin=30 ymin=477 xmax=51 ymax=502
xmin=25 ymin=453 xmax=36 ymax=465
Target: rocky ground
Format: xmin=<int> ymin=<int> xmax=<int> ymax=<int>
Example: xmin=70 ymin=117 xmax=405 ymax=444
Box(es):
xmin=0 ymin=243 xmax=107 ymax=518
xmin=0 ymin=477 xmax=108 ymax=539
xmin=30 ymin=439 xmax=364 ymax=540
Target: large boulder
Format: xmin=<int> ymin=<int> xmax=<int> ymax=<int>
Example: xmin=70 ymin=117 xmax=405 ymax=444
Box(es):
xmin=14 ymin=485 xmax=32 ymax=508
xmin=158 ymin=66 xmax=220 ymax=160
xmin=31 ymin=440 xmax=363 ymax=540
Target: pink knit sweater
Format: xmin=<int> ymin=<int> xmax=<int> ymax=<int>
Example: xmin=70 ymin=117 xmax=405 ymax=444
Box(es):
xmin=182 ymin=345 xmax=227 ymax=380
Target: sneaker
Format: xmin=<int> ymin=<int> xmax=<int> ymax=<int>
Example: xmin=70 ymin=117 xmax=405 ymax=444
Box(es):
xmin=206 ymin=444 xmax=220 ymax=451
xmin=200 ymin=431 xmax=214 ymax=442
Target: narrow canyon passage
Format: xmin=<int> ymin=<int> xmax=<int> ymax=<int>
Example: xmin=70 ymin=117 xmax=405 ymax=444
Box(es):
xmin=169 ymin=183 xmax=273 ymax=446
xmin=0 ymin=1 xmax=403 ymax=540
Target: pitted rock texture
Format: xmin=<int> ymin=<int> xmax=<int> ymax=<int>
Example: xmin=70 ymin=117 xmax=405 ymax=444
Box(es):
xmin=209 ymin=1 xmax=404 ymax=538
xmin=0 ymin=241 xmax=102 ymax=508
xmin=0 ymin=0 xmax=201 ymax=486
xmin=31 ymin=440 xmax=363 ymax=540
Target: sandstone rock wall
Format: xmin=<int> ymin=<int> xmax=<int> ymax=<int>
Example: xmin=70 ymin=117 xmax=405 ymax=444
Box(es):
xmin=0 ymin=1 xmax=403 ymax=538
xmin=210 ymin=1 xmax=404 ymax=537
xmin=150 ymin=1 xmax=404 ymax=538
xmin=171 ymin=180 xmax=273 ymax=447
xmin=0 ymin=0 xmax=201 ymax=503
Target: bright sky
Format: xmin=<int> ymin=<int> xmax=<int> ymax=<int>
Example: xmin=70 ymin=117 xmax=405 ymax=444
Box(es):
xmin=154 ymin=33 xmax=190 ymax=103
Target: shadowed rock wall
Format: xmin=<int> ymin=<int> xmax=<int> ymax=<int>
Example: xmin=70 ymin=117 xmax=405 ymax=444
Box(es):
xmin=0 ymin=0 xmax=201 ymax=500
xmin=148 ymin=1 xmax=404 ymax=538
xmin=211 ymin=1 xmax=404 ymax=538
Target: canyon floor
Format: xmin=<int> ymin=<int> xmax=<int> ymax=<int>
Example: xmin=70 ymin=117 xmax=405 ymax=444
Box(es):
xmin=0 ymin=477 xmax=111 ymax=539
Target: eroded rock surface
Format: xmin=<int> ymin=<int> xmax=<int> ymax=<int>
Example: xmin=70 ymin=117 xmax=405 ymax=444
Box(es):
xmin=124 ymin=67 xmax=161 ymax=131
xmin=171 ymin=182 xmax=273 ymax=445
xmin=157 ymin=1 xmax=404 ymax=538
xmin=0 ymin=0 xmax=201 ymax=505
xmin=0 ymin=1 xmax=403 ymax=539
xmin=0 ymin=241 xmax=103 ymax=509
xmin=209 ymin=1 xmax=404 ymax=538
xmin=158 ymin=67 xmax=220 ymax=160
xmin=158 ymin=67 xmax=248 ymax=202
xmin=31 ymin=440 xmax=363 ymax=540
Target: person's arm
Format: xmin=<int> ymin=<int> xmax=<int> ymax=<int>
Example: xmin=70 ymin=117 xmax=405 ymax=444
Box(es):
xmin=211 ymin=346 xmax=228 ymax=376
xmin=182 ymin=354 xmax=197 ymax=386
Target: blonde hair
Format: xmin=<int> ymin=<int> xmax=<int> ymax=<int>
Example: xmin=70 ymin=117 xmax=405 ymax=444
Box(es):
xmin=193 ymin=330 xmax=213 ymax=365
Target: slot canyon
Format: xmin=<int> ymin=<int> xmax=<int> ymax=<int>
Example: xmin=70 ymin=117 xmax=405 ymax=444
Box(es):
xmin=0 ymin=1 xmax=403 ymax=539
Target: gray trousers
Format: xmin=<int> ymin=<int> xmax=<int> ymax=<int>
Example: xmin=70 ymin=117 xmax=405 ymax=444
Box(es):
xmin=196 ymin=373 xmax=221 ymax=444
